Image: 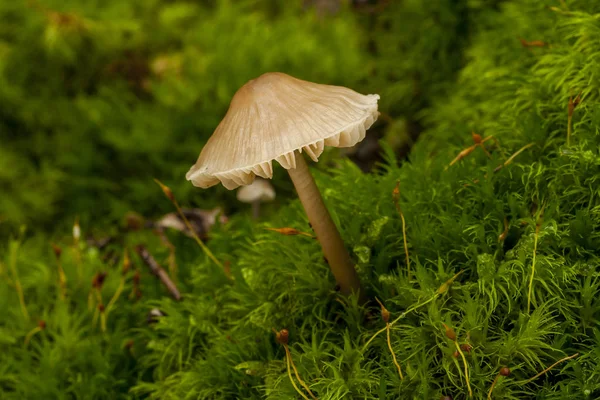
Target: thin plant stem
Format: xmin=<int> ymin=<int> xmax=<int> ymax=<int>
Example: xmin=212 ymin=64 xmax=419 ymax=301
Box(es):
xmin=285 ymin=349 xmax=310 ymax=400
xmin=487 ymin=374 xmax=501 ymax=400
xmin=284 ymin=345 xmax=318 ymax=400
xmin=527 ymin=222 xmax=541 ymax=314
xmin=567 ymin=93 xmax=581 ymax=146
xmin=92 ymin=307 xmax=99 ymax=329
xmin=393 ymin=181 xmax=410 ymax=280
xmin=386 ymin=322 xmax=404 ymax=380
xmin=56 ymin=258 xmax=67 ymax=301
xmin=95 ymin=287 xmax=102 ymax=304
xmin=362 ymin=295 xmax=437 ymax=352
xmin=23 ymin=326 xmax=43 ymax=347
xmin=9 ymin=240 xmax=29 ymax=321
xmin=154 ymin=179 xmax=223 ymax=270
xmin=521 ymin=353 xmax=579 ymax=384
xmin=100 ymin=309 xmax=107 ymax=332
xmin=503 ymin=143 xmax=535 ymax=168
xmin=105 ymin=277 xmax=125 ymax=315
xmin=455 ymin=341 xmax=473 ymax=397
xmin=88 ymin=290 xmax=94 ymax=311
xmin=375 ymin=297 xmax=404 ymax=381
xmin=567 ymin=114 xmax=572 ymax=146
xmin=106 ymin=250 xmax=130 ymax=315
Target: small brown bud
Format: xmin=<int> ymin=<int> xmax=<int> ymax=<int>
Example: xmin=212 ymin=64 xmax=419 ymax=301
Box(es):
xmin=442 ymin=323 xmax=457 ymax=341
xmin=500 ymin=366 xmax=511 ymax=376
xmin=460 ymin=343 xmax=472 ymax=353
xmin=392 ymin=181 xmax=400 ymax=200
xmin=132 ymin=270 xmax=141 ymax=285
xmin=226 ymin=335 xmax=236 ymax=343
xmin=375 ymin=298 xmax=390 ymax=323
xmin=124 ymin=212 xmax=144 ymax=231
xmin=51 ymin=244 xmax=62 ymax=259
xmin=125 ymin=339 xmax=134 ymax=349
xmin=472 ymin=132 xmax=482 ymax=144
xmin=154 ymin=179 xmax=175 ymax=202
xmin=122 ymin=250 xmax=131 ymax=275
xmin=38 ymin=320 xmax=47 ymax=329
xmin=275 ymin=329 xmax=289 ymax=345
xmin=568 ymin=94 xmax=581 ymax=117
xmin=98 ymin=304 xmax=105 ymax=312
xmin=452 ymin=351 xmax=459 ymax=358
xmin=92 ymin=272 xmax=107 ymax=289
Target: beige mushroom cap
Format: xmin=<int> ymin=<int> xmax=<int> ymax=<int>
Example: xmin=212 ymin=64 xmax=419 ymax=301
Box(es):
xmin=236 ymin=178 xmax=276 ymax=203
xmin=186 ymin=72 xmax=379 ymax=190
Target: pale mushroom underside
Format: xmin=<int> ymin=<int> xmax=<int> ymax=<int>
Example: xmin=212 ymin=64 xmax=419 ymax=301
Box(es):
xmin=186 ymin=72 xmax=380 ymax=190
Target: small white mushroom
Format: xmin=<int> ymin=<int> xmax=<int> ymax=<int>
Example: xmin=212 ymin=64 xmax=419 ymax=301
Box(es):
xmin=236 ymin=178 xmax=275 ymax=219
xmin=186 ymin=72 xmax=379 ymax=301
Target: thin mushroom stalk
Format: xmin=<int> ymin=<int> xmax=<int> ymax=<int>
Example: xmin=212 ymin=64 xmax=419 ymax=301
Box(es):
xmin=288 ymin=152 xmax=364 ymax=301
xmin=251 ymin=201 xmax=261 ymax=219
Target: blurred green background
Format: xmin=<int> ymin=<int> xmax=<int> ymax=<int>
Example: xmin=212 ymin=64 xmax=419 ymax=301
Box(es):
xmin=0 ymin=0 xmax=482 ymax=236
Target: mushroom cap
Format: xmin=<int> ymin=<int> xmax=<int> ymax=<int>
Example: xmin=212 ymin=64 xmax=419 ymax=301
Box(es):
xmin=186 ymin=72 xmax=379 ymax=190
xmin=236 ymin=178 xmax=276 ymax=203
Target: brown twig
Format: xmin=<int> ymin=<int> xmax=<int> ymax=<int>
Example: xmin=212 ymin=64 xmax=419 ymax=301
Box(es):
xmin=135 ymin=245 xmax=182 ymax=301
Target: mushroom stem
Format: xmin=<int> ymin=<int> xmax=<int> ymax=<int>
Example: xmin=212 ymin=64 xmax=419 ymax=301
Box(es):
xmin=287 ymin=151 xmax=365 ymax=302
xmin=251 ymin=201 xmax=261 ymax=219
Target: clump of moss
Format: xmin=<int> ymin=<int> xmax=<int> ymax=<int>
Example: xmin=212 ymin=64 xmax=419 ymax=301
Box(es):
xmin=129 ymin=1 xmax=600 ymax=399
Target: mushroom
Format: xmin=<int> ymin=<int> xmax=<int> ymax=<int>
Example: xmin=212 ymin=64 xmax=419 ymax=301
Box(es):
xmin=186 ymin=72 xmax=379 ymax=301
xmin=236 ymin=178 xmax=276 ymax=219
